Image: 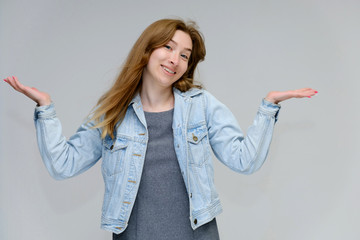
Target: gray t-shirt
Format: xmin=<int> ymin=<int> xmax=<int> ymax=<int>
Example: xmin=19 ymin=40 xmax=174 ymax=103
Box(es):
xmin=113 ymin=108 xmax=219 ymax=240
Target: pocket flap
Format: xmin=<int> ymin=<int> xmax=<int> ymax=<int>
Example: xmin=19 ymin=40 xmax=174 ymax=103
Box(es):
xmin=103 ymin=136 xmax=128 ymax=151
xmin=187 ymin=125 xmax=207 ymax=144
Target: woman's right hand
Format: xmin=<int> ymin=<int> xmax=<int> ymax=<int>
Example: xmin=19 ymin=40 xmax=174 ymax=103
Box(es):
xmin=4 ymin=76 xmax=51 ymax=106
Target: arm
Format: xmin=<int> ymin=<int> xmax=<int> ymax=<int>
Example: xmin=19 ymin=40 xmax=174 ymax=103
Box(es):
xmin=5 ymin=76 xmax=103 ymax=180
xmin=34 ymin=104 xmax=103 ymax=180
xmin=204 ymin=88 xmax=317 ymax=174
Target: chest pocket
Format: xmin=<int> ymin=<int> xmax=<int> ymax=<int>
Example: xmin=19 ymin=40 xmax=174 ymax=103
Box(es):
xmin=102 ymin=137 xmax=129 ymax=176
xmin=187 ymin=124 xmax=210 ymax=167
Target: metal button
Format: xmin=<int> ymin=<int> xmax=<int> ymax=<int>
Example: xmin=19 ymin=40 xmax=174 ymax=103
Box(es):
xmin=192 ymin=133 xmax=198 ymax=142
xmin=110 ymin=145 xmax=114 ymax=150
xmin=194 ymin=219 xmax=198 ymax=225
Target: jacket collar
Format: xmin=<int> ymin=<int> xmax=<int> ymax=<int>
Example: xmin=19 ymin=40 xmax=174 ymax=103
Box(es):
xmin=129 ymin=87 xmax=203 ymax=107
xmin=130 ymin=87 xmax=203 ymax=106
xmin=130 ymin=92 xmax=141 ymax=106
xmin=173 ymin=87 xmax=203 ymax=98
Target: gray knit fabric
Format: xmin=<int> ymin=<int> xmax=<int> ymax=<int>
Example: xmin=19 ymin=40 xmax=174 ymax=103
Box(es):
xmin=113 ymin=108 xmax=219 ymax=240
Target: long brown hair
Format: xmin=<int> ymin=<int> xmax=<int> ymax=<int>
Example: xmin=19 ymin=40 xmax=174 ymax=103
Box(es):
xmin=90 ymin=18 xmax=206 ymax=139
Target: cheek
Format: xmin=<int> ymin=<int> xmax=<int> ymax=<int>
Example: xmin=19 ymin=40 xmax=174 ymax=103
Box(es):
xmin=152 ymin=49 xmax=167 ymax=60
xmin=147 ymin=56 xmax=159 ymax=72
xmin=180 ymin=63 xmax=189 ymax=76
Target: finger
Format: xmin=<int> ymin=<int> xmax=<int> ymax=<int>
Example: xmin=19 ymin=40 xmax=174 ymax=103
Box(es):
xmin=303 ymin=89 xmax=318 ymax=98
xmin=302 ymin=88 xmax=314 ymax=94
xmin=11 ymin=76 xmax=27 ymax=93
xmin=9 ymin=78 xmax=23 ymax=92
xmin=4 ymin=76 xmax=18 ymax=89
xmin=5 ymin=76 xmax=28 ymax=95
xmin=305 ymin=88 xmax=317 ymax=94
xmin=299 ymin=88 xmax=316 ymax=94
xmin=309 ymin=91 xmax=318 ymax=97
xmin=297 ymin=88 xmax=310 ymax=92
xmin=4 ymin=76 xmax=13 ymax=83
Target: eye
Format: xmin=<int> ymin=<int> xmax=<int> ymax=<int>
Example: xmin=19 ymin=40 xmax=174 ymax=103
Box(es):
xmin=181 ymin=54 xmax=189 ymax=60
xmin=164 ymin=45 xmax=172 ymax=50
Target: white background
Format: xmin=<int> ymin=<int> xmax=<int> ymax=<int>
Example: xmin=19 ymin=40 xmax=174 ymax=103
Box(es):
xmin=1 ymin=0 xmax=359 ymax=239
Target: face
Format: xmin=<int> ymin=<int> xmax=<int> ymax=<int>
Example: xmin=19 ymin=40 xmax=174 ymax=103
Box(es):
xmin=142 ymin=30 xmax=193 ymax=90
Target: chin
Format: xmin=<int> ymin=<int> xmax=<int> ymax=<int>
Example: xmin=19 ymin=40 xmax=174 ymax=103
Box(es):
xmin=157 ymin=79 xmax=177 ymax=88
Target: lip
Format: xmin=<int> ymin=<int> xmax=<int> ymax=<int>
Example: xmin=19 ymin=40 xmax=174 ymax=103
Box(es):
xmin=161 ymin=65 xmax=176 ymax=75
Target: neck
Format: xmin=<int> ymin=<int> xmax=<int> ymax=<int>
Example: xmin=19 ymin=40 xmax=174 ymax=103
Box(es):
xmin=140 ymin=85 xmax=174 ymax=112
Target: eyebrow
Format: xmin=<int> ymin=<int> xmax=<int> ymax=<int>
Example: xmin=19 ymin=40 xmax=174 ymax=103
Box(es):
xmin=170 ymin=39 xmax=192 ymax=52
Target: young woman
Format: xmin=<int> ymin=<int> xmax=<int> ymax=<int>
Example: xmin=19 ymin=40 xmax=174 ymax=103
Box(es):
xmin=4 ymin=18 xmax=317 ymax=239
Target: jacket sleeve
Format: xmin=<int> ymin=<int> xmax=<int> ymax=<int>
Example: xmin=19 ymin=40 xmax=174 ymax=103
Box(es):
xmin=204 ymin=91 xmax=280 ymax=174
xmin=34 ymin=103 xmax=103 ymax=180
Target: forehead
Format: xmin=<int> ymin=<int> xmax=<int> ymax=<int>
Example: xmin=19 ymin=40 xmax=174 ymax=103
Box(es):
xmin=171 ymin=30 xmax=192 ymax=51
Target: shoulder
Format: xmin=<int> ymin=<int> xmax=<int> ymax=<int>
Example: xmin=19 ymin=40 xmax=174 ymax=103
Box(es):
xmin=173 ymin=87 xmax=224 ymax=114
xmin=173 ymin=87 xmax=203 ymax=98
xmin=173 ymin=87 xmax=217 ymax=101
xmin=174 ymin=88 xmax=224 ymax=110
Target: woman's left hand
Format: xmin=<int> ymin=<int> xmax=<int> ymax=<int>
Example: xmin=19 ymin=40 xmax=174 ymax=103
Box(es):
xmin=265 ymin=88 xmax=318 ymax=104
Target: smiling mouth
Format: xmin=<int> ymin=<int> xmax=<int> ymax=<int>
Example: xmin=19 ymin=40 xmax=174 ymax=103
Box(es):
xmin=162 ymin=65 xmax=176 ymax=74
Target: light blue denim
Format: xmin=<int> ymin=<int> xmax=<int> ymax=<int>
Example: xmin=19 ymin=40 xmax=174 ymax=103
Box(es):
xmin=34 ymin=87 xmax=280 ymax=234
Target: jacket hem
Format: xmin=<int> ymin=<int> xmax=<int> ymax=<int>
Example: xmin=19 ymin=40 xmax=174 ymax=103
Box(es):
xmin=101 ymin=216 xmax=127 ymax=234
xmin=191 ymin=198 xmax=223 ymax=230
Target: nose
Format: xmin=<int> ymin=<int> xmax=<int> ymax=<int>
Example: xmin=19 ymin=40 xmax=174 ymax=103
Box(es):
xmin=169 ymin=52 xmax=180 ymax=66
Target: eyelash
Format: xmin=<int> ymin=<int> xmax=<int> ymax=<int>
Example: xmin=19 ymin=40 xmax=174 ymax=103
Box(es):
xmin=181 ymin=54 xmax=189 ymax=60
xmin=164 ymin=45 xmax=189 ymax=60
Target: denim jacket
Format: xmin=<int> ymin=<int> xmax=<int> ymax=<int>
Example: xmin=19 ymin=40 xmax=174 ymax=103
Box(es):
xmin=34 ymin=88 xmax=280 ymax=234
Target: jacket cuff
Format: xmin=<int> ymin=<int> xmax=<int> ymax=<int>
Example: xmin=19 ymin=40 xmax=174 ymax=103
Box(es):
xmin=259 ymin=98 xmax=281 ymax=121
xmin=34 ymin=102 xmax=56 ymax=120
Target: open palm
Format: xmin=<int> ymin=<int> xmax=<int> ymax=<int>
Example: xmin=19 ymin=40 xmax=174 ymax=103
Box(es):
xmin=265 ymin=88 xmax=317 ymax=104
xmin=4 ymin=76 xmax=51 ymax=106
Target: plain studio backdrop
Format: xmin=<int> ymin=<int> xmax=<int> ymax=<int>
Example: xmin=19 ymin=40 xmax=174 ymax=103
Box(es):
xmin=1 ymin=0 xmax=359 ymax=239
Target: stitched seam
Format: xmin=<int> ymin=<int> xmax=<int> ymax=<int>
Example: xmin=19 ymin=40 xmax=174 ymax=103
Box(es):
xmin=246 ymin=114 xmax=270 ymax=172
xmin=39 ymin=120 xmax=56 ymax=173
